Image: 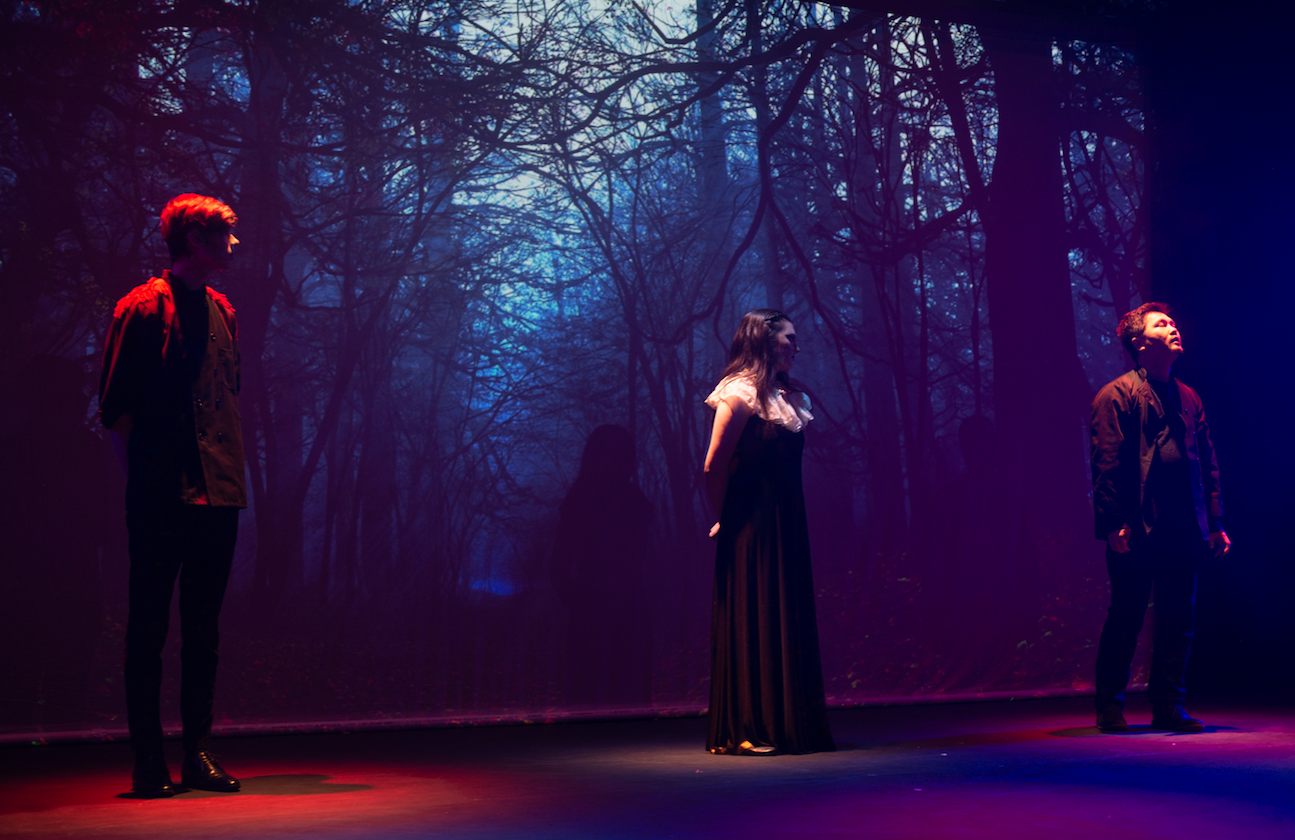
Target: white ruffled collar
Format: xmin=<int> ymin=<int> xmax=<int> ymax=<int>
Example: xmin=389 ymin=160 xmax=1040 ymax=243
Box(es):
xmin=704 ymin=373 xmax=813 ymax=432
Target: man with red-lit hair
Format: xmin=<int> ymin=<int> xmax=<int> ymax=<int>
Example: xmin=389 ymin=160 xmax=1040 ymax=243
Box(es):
xmin=1089 ymin=303 xmax=1230 ymax=734
xmin=99 ymin=194 xmax=246 ymax=797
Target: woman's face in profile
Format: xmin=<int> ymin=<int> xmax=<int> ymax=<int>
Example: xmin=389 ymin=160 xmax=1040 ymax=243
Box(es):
xmin=771 ymin=319 xmax=797 ymax=374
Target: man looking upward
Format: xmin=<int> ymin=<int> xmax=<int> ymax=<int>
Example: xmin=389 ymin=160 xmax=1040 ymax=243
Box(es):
xmin=1090 ymin=303 xmax=1230 ymax=733
xmin=99 ymin=194 xmax=246 ymax=796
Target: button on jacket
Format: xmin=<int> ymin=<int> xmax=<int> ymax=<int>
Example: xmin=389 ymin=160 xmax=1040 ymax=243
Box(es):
xmin=98 ymin=271 xmax=247 ymax=509
xmin=1090 ymin=367 xmax=1222 ymax=543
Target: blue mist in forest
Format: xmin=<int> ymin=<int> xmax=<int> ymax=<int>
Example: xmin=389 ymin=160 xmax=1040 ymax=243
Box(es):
xmin=469 ymin=575 xmax=519 ymax=596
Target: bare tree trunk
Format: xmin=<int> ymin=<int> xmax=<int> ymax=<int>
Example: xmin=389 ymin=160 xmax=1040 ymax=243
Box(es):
xmin=744 ymin=0 xmax=784 ymax=309
xmin=696 ymin=0 xmax=728 ymax=212
xmin=358 ymin=375 xmax=398 ymax=593
xmin=980 ymin=32 xmax=1091 ymax=626
xmin=237 ymin=33 xmax=289 ymax=615
xmin=845 ymin=18 xmax=906 ymax=564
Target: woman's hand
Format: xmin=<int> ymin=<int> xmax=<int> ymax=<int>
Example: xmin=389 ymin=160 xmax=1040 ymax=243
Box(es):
xmin=709 ymin=522 xmax=720 ymax=539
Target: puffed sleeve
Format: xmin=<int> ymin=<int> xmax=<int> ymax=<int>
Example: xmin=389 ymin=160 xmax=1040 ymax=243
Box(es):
xmin=705 ymin=375 xmax=760 ymax=413
xmin=705 ymin=375 xmax=813 ymax=432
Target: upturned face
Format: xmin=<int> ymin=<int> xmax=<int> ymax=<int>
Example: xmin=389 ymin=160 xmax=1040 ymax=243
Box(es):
xmin=771 ymin=319 xmax=798 ymax=374
xmin=1138 ymin=310 xmax=1183 ymax=360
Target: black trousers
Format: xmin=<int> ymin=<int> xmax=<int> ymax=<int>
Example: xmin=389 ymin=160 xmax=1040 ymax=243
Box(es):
xmin=124 ymin=505 xmax=239 ymax=754
xmin=1094 ymin=533 xmax=1203 ymax=710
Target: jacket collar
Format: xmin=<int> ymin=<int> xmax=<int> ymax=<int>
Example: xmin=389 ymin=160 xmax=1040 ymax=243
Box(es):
xmin=1133 ymin=367 xmax=1179 ymax=418
xmin=163 ymin=268 xmax=207 ymax=300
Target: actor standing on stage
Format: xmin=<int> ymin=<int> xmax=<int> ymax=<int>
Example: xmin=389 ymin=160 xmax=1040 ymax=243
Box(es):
xmin=99 ymin=194 xmax=246 ymax=796
xmin=1090 ymin=303 xmax=1229 ymax=733
xmin=702 ymin=309 xmax=835 ymax=756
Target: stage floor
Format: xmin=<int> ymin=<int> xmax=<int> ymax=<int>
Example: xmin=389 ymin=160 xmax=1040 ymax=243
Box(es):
xmin=2 ymin=694 xmax=1292 ymax=839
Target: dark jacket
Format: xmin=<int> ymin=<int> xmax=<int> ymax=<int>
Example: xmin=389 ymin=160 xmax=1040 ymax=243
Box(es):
xmin=98 ymin=271 xmax=246 ymax=509
xmin=1090 ymin=367 xmax=1222 ymax=543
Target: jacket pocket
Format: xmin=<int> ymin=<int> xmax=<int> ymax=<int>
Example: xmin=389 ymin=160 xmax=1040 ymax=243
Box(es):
xmin=217 ymin=347 xmax=238 ymax=393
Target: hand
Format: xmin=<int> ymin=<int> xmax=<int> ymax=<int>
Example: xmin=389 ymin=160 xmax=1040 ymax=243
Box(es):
xmin=1106 ymin=525 xmax=1132 ymax=553
xmin=708 ymin=522 xmax=720 ymax=539
xmin=1209 ymin=529 xmax=1231 ymax=557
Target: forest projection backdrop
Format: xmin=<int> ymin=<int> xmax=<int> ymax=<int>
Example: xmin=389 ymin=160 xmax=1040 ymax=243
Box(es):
xmin=1 ymin=0 xmax=1161 ymax=738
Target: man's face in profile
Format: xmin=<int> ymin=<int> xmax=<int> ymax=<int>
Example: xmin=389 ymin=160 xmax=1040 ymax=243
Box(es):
xmin=191 ymin=228 xmax=239 ymax=272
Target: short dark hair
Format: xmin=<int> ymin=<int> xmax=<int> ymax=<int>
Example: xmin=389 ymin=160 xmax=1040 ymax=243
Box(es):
xmin=1116 ymin=302 xmax=1172 ymax=364
xmin=160 ymin=194 xmax=237 ymax=261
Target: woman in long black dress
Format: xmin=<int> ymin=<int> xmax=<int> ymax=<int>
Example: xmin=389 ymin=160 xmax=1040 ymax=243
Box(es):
xmin=702 ymin=309 xmax=835 ymax=756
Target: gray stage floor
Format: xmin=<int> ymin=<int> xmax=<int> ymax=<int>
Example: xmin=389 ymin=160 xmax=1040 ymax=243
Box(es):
xmin=2 ymin=694 xmax=1293 ymax=838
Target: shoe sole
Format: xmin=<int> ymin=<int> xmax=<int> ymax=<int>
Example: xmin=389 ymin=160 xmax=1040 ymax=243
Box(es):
xmin=182 ymin=780 xmax=241 ymax=792
xmin=130 ymin=788 xmax=178 ymax=798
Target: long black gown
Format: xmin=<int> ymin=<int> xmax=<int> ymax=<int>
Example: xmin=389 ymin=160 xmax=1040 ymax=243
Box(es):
xmin=707 ymin=413 xmax=835 ymax=755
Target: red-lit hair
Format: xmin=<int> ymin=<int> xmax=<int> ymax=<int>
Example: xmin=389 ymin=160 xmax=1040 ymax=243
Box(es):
xmin=160 ymin=194 xmax=237 ymax=261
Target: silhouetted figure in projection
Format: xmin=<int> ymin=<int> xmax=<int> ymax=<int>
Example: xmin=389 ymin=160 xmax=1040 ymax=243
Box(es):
xmin=922 ymin=415 xmax=998 ymax=682
xmin=1090 ymin=303 xmax=1229 ymax=733
xmin=702 ymin=309 xmax=834 ymax=755
xmin=98 ymin=194 xmax=246 ymax=796
xmin=0 ymin=356 xmax=107 ymax=730
xmin=550 ymin=424 xmax=653 ymax=708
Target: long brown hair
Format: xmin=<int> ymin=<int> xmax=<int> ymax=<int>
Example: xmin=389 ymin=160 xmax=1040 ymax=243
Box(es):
xmin=718 ymin=308 xmax=792 ymax=412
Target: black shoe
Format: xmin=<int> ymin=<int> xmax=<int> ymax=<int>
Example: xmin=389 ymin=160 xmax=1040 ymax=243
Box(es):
xmin=132 ymin=752 xmax=178 ymax=798
xmin=1150 ymin=705 xmax=1204 ymax=732
xmin=1095 ymin=705 xmax=1129 ymax=732
xmin=181 ymin=750 xmax=241 ymax=792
